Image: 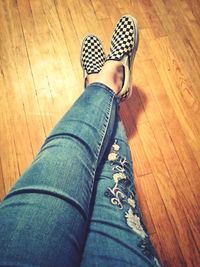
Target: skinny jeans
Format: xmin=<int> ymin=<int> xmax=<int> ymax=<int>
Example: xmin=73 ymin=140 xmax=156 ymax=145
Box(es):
xmin=0 ymin=83 xmax=162 ymax=267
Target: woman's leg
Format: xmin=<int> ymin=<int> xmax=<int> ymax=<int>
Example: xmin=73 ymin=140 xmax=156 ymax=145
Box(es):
xmin=80 ymin=114 xmax=162 ymax=267
xmin=0 ymin=81 xmax=120 ymax=267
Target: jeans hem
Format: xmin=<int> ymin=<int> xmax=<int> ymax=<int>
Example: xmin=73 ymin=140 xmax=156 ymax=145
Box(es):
xmin=86 ymin=82 xmax=120 ymax=105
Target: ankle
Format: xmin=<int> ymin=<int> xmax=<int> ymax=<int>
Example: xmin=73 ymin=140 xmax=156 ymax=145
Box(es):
xmin=86 ymin=73 xmax=99 ymax=86
xmin=87 ymin=61 xmax=124 ymax=94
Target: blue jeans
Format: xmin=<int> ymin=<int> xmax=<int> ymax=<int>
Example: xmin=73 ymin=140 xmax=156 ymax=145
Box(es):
xmin=0 ymin=83 xmax=162 ymax=267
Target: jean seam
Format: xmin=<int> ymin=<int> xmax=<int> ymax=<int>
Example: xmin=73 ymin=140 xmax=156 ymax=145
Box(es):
xmin=93 ymin=94 xmax=114 ymax=176
xmin=94 ymin=94 xmax=116 ymax=170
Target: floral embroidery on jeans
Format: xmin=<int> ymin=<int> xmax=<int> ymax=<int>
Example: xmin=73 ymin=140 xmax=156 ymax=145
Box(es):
xmin=105 ymin=139 xmax=162 ymax=267
xmin=125 ymin=208 xmax=147 ymax=238
xmin=106 ymin=183 xmax=125 ymax=209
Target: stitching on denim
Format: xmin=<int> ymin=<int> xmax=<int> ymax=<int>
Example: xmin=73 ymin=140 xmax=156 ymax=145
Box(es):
xmin=93 ymin=94 xmax=116 ymax=166
xmin=104 ymin=139 xmax=162 ymax=267
xmin=87 ymin=94 xmax=116 ymax=215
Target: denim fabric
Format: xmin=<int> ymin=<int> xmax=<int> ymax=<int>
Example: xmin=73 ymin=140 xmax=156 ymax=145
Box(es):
xmin=80 ymin=118 xmax=161 ymax=267
xmin=0 ymin=83 xmax=161 ymax=267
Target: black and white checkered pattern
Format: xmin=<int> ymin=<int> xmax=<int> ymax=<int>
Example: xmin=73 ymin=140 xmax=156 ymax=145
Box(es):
xmin=81 ymin=35 xmax=106 ymax=75
xmin=107 ymin=16 xmax=137 ymax=65
xmin=106 ymin=15 xmax=138 ymax=101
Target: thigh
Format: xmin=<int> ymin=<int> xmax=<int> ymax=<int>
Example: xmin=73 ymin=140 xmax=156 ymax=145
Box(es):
xmin=0 ymin=84 xmax=119 ymax=267
xmin=0 ymin=193 xmax=85 ymax=267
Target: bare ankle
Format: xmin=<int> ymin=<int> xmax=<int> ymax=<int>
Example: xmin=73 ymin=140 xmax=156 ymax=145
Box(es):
xmin=86 ymin=73 xmax=99 ymax=86
xmin=88 ymin=61 xmax=124 ymax=94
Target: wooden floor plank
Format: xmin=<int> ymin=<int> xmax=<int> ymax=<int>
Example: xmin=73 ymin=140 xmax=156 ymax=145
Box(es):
xmin=0 ymin=64 xmax=20 ymax=192
xmin=91 ymin=0 xmax=109 ymax=19
xmin=0 ymin=102 xmax=19 ymax=192
xmin=116 ymin=0 xmax=149 ymax=29
xmin=17 ymin=0 xmax=54 ymax=135
xmin=138 ymin=173 xmax=186 ymax=267
xmin=137 ymin=0 xmax=167 ymax=38
xmin=0 ymin=3 xmax=34 ymax=177
xmin=139 ymin=122 xmax=200 ymax=267
xmin=31 ymin=0 xmax=78 ymax=119
xmin=0 ymin=1 xmax=200 ymax=266
xmin=130 ymin=0 xmax=149 ymax=29
xmin=66 ymin=0 xmax=89 ymax=43
xmin=148 ymin=37 xmax=200 ymax=167
xmin=150 ymin=232 xmax=165 ymax=267
xmin=5 ymin=0 xmax=46 ymax=157
xmin=140 ymin=59 xmax=200 ymax=205
xmin=163 ymin=0 xmax=200 ymax=63
xmin=179 ymin=0 xmax=200 ymax=55
xmin=135 ymin=174 xmax=155 ymax=235
xmin=0 ymin=59 xmax=33 ymax=176
xmin=81 ymin=0 xmax=111 ymax=39
xmin=101 ymin=0 xmax=122 ymax=27
xmin=159 ymin=14 xmax=200 ymax=102
xmin=98 ymin=18 xmax=115 ymax=52
xmin=136 ymin=28 xmax=155 ymax=62
xmin=0 ymin=158 xmax=6 ymax=201
xmin=55 ymin=0 xmax=83 ymax=85
xmin=186 ymin=0 xmax=200 ymax=25
xmin=138 ymin=60 xmax=200 ymax=250
xmin=120 ymin=97 xmax=152 ymax=177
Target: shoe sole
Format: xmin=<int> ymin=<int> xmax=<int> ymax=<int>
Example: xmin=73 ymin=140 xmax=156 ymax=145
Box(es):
xmin=118 ymin=15 xmax=139 ymax=101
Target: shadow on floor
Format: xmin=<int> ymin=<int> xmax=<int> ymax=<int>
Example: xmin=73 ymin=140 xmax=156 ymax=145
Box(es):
xmin=120 ymin=85 xmax=147 ymax=138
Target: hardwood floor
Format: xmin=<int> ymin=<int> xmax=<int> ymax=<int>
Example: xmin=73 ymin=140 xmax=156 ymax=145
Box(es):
xmin=0 ymin=0 xmax=199 ymax=266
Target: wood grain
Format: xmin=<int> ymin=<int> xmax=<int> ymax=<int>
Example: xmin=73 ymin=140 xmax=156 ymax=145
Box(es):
xmin=0 ymin=0 xmax=199 ymax=266
xmin=138 ymin=173 xmax=187 ymax=267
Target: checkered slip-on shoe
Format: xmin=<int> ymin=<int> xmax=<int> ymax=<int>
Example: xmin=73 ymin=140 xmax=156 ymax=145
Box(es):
xmin=106 ymin=15 xmax=139 ymax=101
xmin=80 ymin=34 xmax=106 ymax=88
